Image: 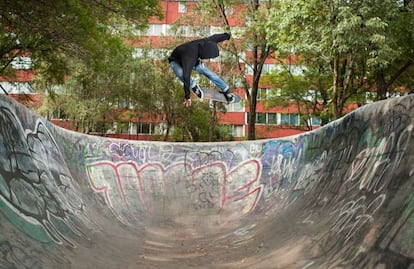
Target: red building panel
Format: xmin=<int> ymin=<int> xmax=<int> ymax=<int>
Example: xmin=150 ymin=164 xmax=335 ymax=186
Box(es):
xmin=0 ymin=70 xmax=35 ymax=82
xmin=150 ymin=1 xmax=245 ymax=27
xmin=254 ymin=125 xmax=310 ymax=139
xmin=9 ymin=93 xmax=43 ymax=109
xmin=219 ymin=111 xmax=245 ymax=125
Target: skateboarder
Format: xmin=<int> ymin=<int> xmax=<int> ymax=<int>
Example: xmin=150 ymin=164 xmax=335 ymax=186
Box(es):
xmin=168 ymin=33 xmax=234 ymax=107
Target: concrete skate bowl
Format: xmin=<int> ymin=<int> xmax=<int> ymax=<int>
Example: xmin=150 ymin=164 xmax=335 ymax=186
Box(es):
xmin=1 ymin=94 xmax=414 ymax=269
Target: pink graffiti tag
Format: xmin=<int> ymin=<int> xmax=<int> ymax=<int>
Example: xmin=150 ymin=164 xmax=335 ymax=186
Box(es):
xmin=86 ymin=159 xmax=263 ymax=218
xmin=223 ymin=159 xmax=262 ymax=214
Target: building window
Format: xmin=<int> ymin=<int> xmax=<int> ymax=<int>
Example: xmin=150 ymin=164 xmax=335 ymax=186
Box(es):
xmin=256 ymin=88 xmax=267 ymax=100
xmin=281 ymin=113 xmax=299 ymax=126
xmin=129 ymin=122 xmax=155 ymax=134
xmin=247 ymin=112 xmax=302 ymax=126
xmin=245 ymin=63 xmax=277 ymax=75
xmin=232 ymin=125 xmax=244 ymax=137
xmin=247 ymin=88 xmax=267 ymax=100
xmin=246 ymin=113 xmax=267 ymax=124
xmin=133 ymin=48 xmax=169 ymax=60
xmin=137 ymin=123 xmax=154 ymax=134
xmin=174 ymin=25 xmax=193 ymax=37
xmin=256 ymin=113 xmax=266 ymax=124
xmin=0 ymin=82 xmax=34 ymax=94
xmin=11 ymin=56 xmax=32 ymax=70
xmin=310 ymin=116 xmax=321 ymax=126
xmin=248 ymin=88 xmax=280 ymax=100
xmin=178 ymin=2 xmax=187 ymax=13
xmin=261 ymin=63 xmax=277 ymax=74
xmin=139 ymin=24 xmax=166 ymax=36
xmin=224 ymin=6 xmax=234 ymax=15
xmin=268 ymin=113 xmax=278 ymax=124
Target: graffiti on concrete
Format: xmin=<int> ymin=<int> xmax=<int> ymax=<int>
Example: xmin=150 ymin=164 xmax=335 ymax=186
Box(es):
xmin=0 ymin=101 xmax=90 ymax=248
xmin=86 ymin=152 xmax=263 ymax=222
xmin=1 ymin=94 xmax=414 ymax=268
xmin=297 ymin=98 xmax=414 ymax=265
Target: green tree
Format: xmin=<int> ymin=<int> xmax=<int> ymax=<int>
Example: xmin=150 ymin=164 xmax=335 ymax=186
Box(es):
xmin=267 ymin=66 xmax=331 ymax=128
xmin=1 ymin=1 xmax=163 ymax=134
xmin=0 ymin=0 xmax=162 ymax=83
xmin=266 ymin=0 xmax=414 ymax=119
xmin=370 ymin=0 xmax=414 ymax=99
xmin=36 ymin=43 xmax=157 ymax=134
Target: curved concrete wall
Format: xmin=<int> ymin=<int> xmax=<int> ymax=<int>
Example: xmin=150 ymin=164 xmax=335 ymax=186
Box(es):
xmin=0 ymin=94 xmax=414 ymax=268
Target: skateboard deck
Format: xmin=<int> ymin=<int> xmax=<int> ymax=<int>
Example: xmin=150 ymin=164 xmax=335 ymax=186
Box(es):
xmin=199 ymin=88 xmax=242 ymax=103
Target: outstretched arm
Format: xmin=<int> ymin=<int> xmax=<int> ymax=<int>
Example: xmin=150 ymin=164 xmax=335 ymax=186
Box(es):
xmin=205 ymin=33 xmax=231 ymax=43
xmin=181 ymin=60 xmax=194 ymax=100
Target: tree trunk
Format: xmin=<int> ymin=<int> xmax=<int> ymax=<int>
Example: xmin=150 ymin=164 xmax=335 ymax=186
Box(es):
xmin=209 ymin=102 xmax=218 ymax=141
xmin=375 ymin=60 xmax=413 ymax=100
xmin=248 ymin=64 xmax=261 ymax=140
xmin=332 ymin=54 xmax=356 ymax=119
xmin=248 ymin=94 xmax=257 ymax=140
xmin=163 ymin=126 xmax=170 ymax=141
xmin=332 ymin=57 xmax=340 ymax=118
xmin=375 ymin=72 xmax=387 ymax=100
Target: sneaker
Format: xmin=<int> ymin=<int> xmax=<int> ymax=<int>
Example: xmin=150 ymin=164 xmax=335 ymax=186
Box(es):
xmin=192 ymin=85 xmax=203 ymax=98
xmin=223 ymin=91 xmax=234 ymax=103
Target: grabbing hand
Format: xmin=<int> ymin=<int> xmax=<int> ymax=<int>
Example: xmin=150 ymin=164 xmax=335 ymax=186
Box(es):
xmin=183 ymin=98 xmax=192 ymax=107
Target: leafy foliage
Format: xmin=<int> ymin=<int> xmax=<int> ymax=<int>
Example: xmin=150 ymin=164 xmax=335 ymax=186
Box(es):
xmin=0 ymin=0 xmax=162 ymax=82
xmin=266 ymin=67 xmax=331 ymax=128
xmin=265 ymin=0 xmax=414 ymax=118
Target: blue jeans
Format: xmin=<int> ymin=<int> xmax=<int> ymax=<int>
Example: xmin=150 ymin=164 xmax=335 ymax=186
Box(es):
xmin=169 ymin=61 xmax=229 ymax=92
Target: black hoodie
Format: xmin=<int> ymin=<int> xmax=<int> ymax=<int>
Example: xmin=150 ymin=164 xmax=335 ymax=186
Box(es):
xmin=169 ymin=33 xmax=231 ymax=99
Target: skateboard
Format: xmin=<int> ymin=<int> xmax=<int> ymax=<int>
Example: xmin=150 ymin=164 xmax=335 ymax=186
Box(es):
xmin=199 ymin=88 xmax=242 ymax=104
